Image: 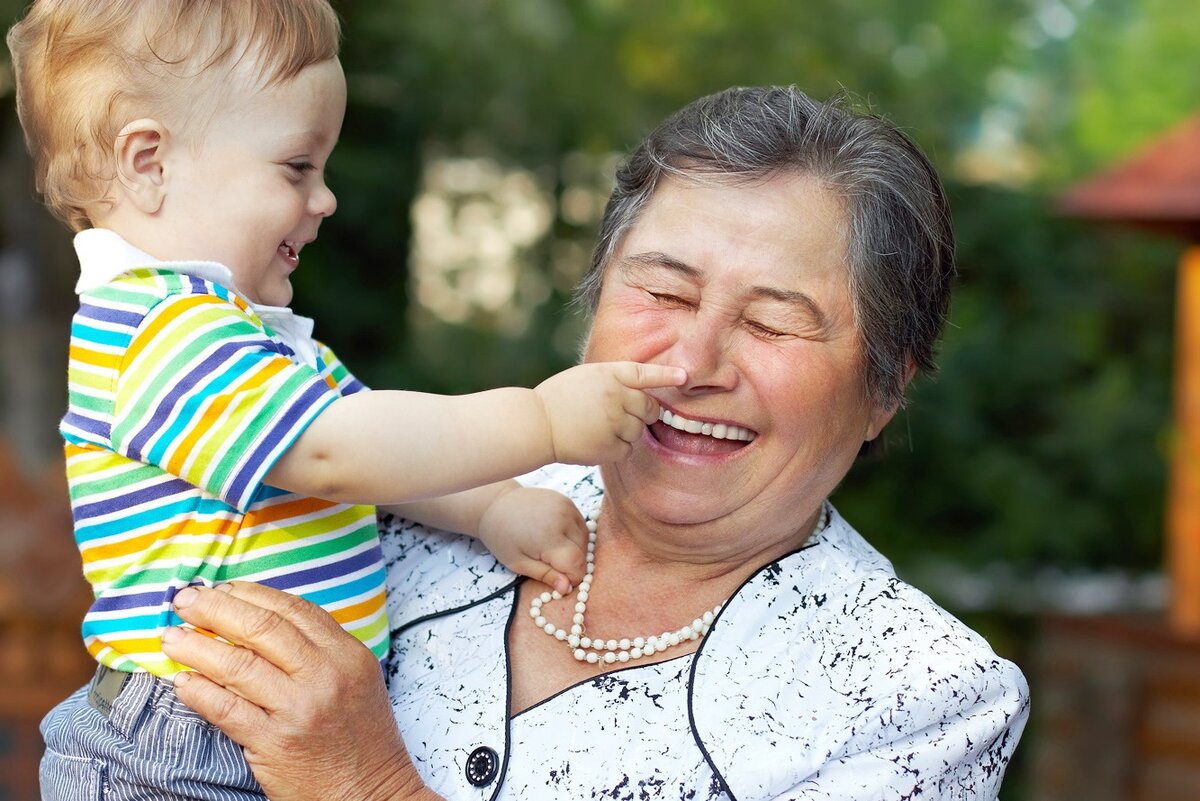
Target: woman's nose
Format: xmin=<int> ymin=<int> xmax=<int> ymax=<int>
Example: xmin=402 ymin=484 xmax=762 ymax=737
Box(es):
xmin=668 ymin=317 xmax=738 ymax=394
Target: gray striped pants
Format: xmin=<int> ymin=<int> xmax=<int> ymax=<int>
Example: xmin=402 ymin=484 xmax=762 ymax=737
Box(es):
xmin=40 ymin=668 xmax=264 ymax=800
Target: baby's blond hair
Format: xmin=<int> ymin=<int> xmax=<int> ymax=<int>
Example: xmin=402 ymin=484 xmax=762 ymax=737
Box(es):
xmin=6 ymin=0 xmax=341 ymax=232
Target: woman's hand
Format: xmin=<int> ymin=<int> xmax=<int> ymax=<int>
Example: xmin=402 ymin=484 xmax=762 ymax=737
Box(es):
xmin=161 ymin=582 xmax=441 ymax=801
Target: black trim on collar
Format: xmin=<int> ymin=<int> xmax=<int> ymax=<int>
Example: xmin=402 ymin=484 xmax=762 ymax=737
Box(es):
xmin=390 ymin=576 xmax=520 ymax=639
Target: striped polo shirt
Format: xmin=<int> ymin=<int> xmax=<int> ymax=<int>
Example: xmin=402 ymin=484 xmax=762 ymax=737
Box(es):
xmin=63 ymin=229 xmax=387 ymax=676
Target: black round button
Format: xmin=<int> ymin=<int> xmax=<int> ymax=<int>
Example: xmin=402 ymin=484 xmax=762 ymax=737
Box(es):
xmin=465 ymin=746 xmax=499 ymax=787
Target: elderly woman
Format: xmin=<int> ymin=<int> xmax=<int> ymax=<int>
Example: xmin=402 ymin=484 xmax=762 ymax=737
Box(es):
xmin=161 ymin=86 xmax=1029 ymax=801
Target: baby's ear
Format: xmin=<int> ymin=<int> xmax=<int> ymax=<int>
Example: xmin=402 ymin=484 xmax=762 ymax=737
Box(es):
xmin=113 ymin=119 xmax=167 ymax=214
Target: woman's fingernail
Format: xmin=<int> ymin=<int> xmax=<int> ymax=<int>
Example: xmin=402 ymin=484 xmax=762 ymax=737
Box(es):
xmin=162 ymin=626 xmax=183 ymax=643
xmin=174 ymin=671 xmax=191 ymax=687
xmin=174 ymin=587 xmax=199 ymax=608
xmin=216 ymin=582 xmax=234 ymax=593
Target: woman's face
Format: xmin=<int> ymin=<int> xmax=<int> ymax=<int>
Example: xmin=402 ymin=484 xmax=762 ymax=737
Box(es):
xmin=585 ymin=172 xmax=898 ymax=544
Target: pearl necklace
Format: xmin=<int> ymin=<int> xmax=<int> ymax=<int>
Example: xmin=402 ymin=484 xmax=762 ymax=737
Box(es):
xmin=529 ymin=502 xmax=831 ymax=665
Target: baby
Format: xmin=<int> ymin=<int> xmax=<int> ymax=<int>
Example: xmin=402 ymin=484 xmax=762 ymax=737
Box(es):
xmin=7 ymin=1 xmax=682 ymax=798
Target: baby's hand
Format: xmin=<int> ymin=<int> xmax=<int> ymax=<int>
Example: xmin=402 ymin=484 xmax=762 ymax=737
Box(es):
xmin=534 ymin=362 xmax=687 ymax=465
xmin=478 ymin=486 xmax=587 ymax=594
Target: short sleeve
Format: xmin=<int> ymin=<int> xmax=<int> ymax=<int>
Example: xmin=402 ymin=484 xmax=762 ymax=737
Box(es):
xmin=315 ymin=339 xmax=368 ymax=394
xmin=770 ymin=657 xmax=1029 ymax=801
xmin=111 ymin=292 xmax=340 ymax=512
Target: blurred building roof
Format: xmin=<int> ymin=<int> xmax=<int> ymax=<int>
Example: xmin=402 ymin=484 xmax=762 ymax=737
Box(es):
xmin=1059 ymin=113 xmax=1200 ymax=241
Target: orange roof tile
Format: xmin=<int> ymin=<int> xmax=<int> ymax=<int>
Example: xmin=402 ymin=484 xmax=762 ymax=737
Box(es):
xmin=1059 ymin=114 xmax=1200 ymax=241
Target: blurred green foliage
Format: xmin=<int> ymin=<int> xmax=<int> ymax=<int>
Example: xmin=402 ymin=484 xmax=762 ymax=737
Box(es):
xmin=3 ymin=0 xmax=1197 ymax=578
xmin=841 ymin=187 xmax=1175 ymax=571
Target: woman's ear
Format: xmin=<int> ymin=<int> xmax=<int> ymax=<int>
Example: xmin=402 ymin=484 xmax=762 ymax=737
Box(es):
xmin=863 ymin=359 xmax=918 ymax=442
xmin=864 ymin=403 xmax=898 ymax=444
xmin=113 ymin=119 xmax=168 ymax=214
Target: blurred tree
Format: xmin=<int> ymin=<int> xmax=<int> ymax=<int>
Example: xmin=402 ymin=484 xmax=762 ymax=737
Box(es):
xmin=838 ymin=185 xmax=1175 ymax=572
xmin=0 ymin=0 xmax=77 ymax=472
xmin=316 ymin=0 xmax=1030 ymax=389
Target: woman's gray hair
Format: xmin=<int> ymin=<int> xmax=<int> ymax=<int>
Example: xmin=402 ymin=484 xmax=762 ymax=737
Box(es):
xmin=576 ymin=86 xmax=955 ymax=411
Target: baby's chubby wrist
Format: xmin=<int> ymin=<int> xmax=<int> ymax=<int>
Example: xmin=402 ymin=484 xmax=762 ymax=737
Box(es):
xmin=528 ymin=382 xmax=566 ymax=465
xmin=475 ymin=481 xmax=521 ymax=546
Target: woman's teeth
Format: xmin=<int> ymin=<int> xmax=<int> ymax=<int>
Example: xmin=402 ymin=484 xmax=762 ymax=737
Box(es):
xmin=658 ymin=409 xmax=755 ymax=442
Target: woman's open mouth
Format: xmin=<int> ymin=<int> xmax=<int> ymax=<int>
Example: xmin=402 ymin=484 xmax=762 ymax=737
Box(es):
xmin=648 ymin=408 xmax=756 ymax=456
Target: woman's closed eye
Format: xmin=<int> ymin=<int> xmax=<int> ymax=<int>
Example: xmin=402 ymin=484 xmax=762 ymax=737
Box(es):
xmin=744 ymin=319 xmax=790 ymax=339
xmin=647 ymin=291 xmax=695 ymax=308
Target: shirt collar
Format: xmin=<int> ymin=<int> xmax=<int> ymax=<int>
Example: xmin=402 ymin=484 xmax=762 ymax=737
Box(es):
xmin=74 ymin=227 xmax=235 ymax=295
xmin=73 ymin=228 xmax=320 ymax=368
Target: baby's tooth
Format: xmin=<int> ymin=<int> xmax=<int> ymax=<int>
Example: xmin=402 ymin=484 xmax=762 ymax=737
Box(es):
xmin=701 ymin=423 xmax=713 ymax=436
xmin=713 ymin=423 xmax=727 ymax=439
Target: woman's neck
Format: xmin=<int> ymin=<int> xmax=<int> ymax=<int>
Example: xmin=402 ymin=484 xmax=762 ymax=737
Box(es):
xmin=596 ymin=488 xmax=821 ymax=577
xmin=577 ymin=494 xmax=822 ymax=640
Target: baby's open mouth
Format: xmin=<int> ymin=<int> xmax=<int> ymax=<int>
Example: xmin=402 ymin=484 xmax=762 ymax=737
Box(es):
xmin=279 ymin=241 xmax=299 ymax=264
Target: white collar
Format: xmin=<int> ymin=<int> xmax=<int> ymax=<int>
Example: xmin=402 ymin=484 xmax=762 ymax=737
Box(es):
xmin=73 ymin=228 xmax=320 ymax=368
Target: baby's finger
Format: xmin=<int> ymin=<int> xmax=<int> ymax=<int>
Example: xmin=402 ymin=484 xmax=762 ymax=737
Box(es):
xmin=512 ymin=556 xmax=571 ymax=595
xmin=543 ymin=539 xmax=586 ymax=587
xmin=622 ymin=388 xmax=662 ymax=428
xmin=605 ymin=409 xmax=644 ymax=446
xmin=541 ymin=568 xmax=573 ymax=596
xmin=610 ymin=361 xmax=687 ymax=390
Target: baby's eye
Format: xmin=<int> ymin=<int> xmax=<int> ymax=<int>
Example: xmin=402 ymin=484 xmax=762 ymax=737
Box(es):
xmin=286 ymin=161 xmax=317 ymax=175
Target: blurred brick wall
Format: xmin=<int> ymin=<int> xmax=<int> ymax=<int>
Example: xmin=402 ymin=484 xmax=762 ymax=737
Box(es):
xmin=1032 ymin=614 xmax=1200 ymax=801
xmin=0 ymin=441 xmax=93 ymax=801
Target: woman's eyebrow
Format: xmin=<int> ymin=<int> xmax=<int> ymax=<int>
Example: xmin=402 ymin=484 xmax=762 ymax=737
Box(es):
xmin=619 ymin=251 xmax=703 ymax=280
xmin=748 ymin=285 xmax=828 ymax=327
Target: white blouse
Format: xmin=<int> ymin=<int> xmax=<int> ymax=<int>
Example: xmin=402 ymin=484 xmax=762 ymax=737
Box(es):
xmin=380 ymin=465 xmax=1029 ymax=800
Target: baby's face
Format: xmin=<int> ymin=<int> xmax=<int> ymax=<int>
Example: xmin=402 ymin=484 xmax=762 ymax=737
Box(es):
xmin=155 ymin=57 xmax=346 ymax=307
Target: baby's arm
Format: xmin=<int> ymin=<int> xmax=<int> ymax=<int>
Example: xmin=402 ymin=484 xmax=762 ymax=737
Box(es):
xmin=264 ymin=361 xmax=685 ymax=506
xmin=382 ymin=482 xmax=586 ymax=594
